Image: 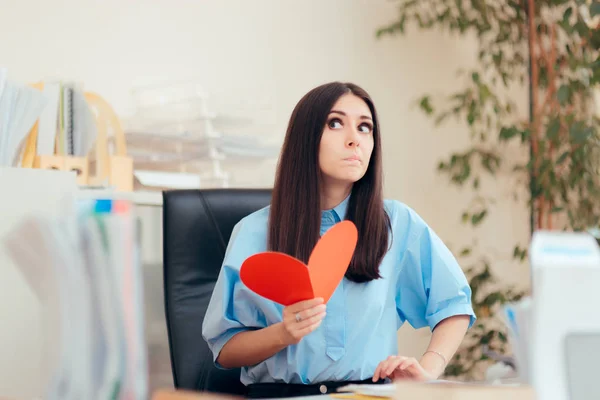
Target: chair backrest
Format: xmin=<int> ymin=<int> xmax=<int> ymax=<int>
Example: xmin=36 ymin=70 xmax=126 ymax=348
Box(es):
xmin=162 ymin=188 xmax=272 ymax=394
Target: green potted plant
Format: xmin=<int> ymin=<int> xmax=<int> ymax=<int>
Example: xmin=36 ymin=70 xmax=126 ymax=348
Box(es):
xmin=377 ymin=0 xmax=600 ymax=380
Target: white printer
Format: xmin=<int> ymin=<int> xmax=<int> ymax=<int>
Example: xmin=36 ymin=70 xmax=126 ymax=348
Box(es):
xmin=527 ymin=231 xmax=600 ymax=400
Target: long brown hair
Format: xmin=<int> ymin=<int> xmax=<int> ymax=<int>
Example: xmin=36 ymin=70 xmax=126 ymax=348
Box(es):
xmin=268 ymin=82 xmax=391 ymax=283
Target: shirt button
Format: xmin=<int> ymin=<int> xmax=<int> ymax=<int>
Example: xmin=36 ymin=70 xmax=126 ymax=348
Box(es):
xmin=319 ymin=385 xmax=327 ymax=394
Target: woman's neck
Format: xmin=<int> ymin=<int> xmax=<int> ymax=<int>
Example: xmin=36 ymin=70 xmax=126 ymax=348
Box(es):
xmin=320 ymin=182 xmax=352 ymax=210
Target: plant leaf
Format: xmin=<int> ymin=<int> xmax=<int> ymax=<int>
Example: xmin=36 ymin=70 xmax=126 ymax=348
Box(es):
xmin=546 ymin=118 xmax=561 ymax=141
xmin=499 ymin=126 xmax=519 ymax=141
xmin=557 ymin=151 xmax=570 ymax=164
xmin=563 ymin=6 xmax=573 ymax=23
xmin=591 ymin=1 xmax=600 ymax=17
xmin=462 ymin=212 xmax=470 ymax=223
xmin=570 ymin=123 xmax=594 ymax=144
xmin=471 ymin=210 xmax=488 ymax=226
xmin=557 ymin=84 xmax=571 ymax=105
xmin=419 ymin=96 xmax=434 ymax=115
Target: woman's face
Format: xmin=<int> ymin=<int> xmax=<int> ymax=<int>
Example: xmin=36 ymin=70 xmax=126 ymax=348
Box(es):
xmin=318 ymin=93 xmax=375 ymax=187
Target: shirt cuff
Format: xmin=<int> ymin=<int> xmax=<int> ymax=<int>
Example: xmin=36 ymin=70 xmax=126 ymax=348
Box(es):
xmin=426 ymin=303 xmax=476 ymax=331
xmin=209 ymin=327 xmax=248 ymax=370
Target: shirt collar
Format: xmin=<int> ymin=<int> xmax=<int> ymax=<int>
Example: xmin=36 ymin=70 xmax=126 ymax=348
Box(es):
xmin=321 ymin=192 xmax=351 ymax=223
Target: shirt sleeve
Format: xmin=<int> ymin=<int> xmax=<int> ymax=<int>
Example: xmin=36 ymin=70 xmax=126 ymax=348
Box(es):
xmin=201 ymin=219 xmax=270 ymax=369
xmin=395 ymin=212 xmax=476 ymax=331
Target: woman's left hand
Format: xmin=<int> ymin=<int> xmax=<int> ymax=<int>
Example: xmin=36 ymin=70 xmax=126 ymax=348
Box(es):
xmin=372 ymin=355 xmax=435 ymax=382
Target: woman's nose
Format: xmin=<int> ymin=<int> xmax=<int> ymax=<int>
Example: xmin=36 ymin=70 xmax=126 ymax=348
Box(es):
xmin=346 ymin=129 xmax=360 ymax=147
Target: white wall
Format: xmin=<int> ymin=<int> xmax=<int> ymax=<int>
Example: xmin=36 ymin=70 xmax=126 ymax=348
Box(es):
xmin=0 ymin=0 xmax=531 ymax=393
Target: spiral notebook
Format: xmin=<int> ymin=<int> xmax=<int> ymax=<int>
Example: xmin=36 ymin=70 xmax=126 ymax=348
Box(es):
xmin=58 ymin=83 xmax=75 ymax=156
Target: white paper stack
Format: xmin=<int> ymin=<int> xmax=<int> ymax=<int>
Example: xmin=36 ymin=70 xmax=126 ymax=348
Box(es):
xmin=337 ymin=381 xmax=534 ymax=400
xmin=2 ymin=197 xmax=148 ymax=400
xmin=503 ymin=298 xmax=532 ymax=385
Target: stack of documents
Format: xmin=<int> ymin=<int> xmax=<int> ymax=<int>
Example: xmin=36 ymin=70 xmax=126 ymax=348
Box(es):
xmin=334 ymin=381 xmax=534 ymax=400
xmin=2 ymin=198 xmax=148 ymax=400
xmin=335 ymin=383 xmax=397 ymax=398
xmin=503 ymin=298 xmax=533 ymax=385
xmin=0 ymin=67 xmax=98 ymax=167
xmin=0 ymin=67 xmax=48 ymax=166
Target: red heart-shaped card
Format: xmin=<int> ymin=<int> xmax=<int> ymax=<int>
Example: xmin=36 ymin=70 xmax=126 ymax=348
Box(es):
xmin=239 ymin=220 xmax=358 ymax=305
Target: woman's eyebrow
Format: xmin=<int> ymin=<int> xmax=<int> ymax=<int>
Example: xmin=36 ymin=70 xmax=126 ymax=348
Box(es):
xmin=329 ymin=110 xmax=372 ymax=121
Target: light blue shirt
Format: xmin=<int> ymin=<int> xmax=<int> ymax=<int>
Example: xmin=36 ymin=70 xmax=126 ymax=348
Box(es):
xmin=202 ymin=196 xmax=476 ymax=385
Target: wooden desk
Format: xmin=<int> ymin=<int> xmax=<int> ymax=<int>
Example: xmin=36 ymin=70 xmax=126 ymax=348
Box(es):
xmin=152 ymin=381 xmax=536 ymax=400
xmin=152 ymin=389 xmax=242 ymax=400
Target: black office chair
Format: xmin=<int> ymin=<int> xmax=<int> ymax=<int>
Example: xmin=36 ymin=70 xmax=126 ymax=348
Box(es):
xmin=162 ymin=188 xmax=272 ymax=395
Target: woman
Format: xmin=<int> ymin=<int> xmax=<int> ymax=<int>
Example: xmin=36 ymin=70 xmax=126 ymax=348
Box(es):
xmin=202 ymin=82 xmax=476 ymax=398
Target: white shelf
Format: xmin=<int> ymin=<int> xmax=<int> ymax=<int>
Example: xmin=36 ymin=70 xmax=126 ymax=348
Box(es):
xmin=77 ymin=187 xmax=163 ymax=207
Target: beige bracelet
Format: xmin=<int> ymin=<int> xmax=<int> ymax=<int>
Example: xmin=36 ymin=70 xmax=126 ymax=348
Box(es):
xmin=423 ymin=350 xmax=447 ymax=365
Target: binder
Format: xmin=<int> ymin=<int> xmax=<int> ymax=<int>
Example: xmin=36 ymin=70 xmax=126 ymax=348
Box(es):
xmin=0 ymin=79 xmax=47 ymax=168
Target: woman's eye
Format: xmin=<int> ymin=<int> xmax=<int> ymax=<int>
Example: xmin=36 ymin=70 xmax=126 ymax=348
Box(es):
xmin=359 ymin=123 xmax=373 ymax=133
xmin=328 ymin=119 xmax=343 ymax=129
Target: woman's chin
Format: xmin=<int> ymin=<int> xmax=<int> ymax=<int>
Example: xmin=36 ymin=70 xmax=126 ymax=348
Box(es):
xmin=330 ymin=172 xmax=366 ymax=184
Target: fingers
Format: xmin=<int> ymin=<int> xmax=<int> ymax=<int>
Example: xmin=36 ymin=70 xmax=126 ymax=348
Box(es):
xmin=295 ymin=318 xmax=323 ymax=337
xmin=373 ymin=356 xmax=402 ymax=382
xmin=281 ymin=312 xmax=324 ymax=344
xmin=287 ymin=298 xmax=324 ymax=313
xmin=372 ymin=363 xmax=382 ymax=382
xmin=398 ymin=358 xmax=418 ymax=371
xmin=373 ymin=356 xmax=422 ymax=382
xmin=283 ymin=298 xmax=325 ymax=324
xmin=292 ymin=304 xmax=326 ymax=322
xmin=280 ymin=298 xmax=327 ymax=345
xmin=296 ymin=309 xmax=326 ymax=329
xmin=383 ymin=357 xmax=403 ymax=378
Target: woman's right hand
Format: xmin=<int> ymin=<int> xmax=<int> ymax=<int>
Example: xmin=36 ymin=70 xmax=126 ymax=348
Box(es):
xmin=279 ymin=297 xmax=327 ymax=346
